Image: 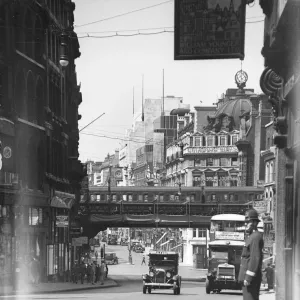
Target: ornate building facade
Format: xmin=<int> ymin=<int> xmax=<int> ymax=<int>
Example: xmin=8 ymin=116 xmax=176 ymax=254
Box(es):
xmin=259 ymin=1 xmax=300 ymax=299
xmin=0 ymin=0 xmax=84 ymax=287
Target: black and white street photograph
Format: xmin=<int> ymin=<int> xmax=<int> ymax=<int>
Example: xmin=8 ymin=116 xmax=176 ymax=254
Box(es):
xmin=0 ymin=0 xmax=299 ymax=299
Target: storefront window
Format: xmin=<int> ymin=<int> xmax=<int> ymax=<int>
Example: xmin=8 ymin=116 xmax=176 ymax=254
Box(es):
xmin=47 ymin=245 xmax=54 ymax=275
xmin=29 ymin=207 xmax=43 ymax=226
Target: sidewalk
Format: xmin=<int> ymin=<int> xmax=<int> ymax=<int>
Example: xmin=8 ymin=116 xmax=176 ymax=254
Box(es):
xmin=0 ymin=278 xmax=118 ymax=297
xmin=260 ymin=291 xmax=275 ymax=300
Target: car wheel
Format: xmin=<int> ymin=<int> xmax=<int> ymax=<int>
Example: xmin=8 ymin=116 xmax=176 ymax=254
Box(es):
xmin=205 ymin=279 xmax=211 ymax=294
xmin=148 ymin=288 xmax=152 ymax=294
xmin=143 ymin=286 xmax=147 ymax=294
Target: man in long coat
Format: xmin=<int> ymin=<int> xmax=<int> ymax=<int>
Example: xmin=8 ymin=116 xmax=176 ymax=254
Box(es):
xmin=238 ymin=209 xmax=264 ymax=300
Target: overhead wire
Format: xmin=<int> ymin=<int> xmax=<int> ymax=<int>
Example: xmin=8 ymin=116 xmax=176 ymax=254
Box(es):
xmin=74 ymin=0 xmax=173 ymax=28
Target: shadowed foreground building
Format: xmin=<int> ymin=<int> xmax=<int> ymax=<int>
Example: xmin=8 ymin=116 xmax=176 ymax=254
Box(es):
xmin=0 ymin=0 xmax=84 ymax=284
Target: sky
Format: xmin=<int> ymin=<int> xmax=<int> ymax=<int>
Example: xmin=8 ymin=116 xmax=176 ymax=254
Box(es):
xmin=73 ymin=0 xmax=265 ymax=163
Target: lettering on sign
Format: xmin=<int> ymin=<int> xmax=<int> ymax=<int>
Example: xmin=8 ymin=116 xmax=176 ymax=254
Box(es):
xmin=253 ymin=200 xmax=268 ymax=214
xmin=184 ymin=146 xmax=238 ymax=154
xmin=174 ymin=0 xmax=246 ymax=60
xmin=215 ymin=231 xmax=244 ymax=241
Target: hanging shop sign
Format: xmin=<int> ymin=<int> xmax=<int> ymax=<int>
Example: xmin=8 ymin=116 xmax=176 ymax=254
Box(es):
xmin=174 ymin=0 xmax=246 ymax=60
xmin=253 ymin=200 xmax=268 ymax=214
xmin=56 ymin=215 xmax=69 ymax=227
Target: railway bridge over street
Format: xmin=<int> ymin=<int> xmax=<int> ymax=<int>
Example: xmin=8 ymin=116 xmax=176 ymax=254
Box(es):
xmin=77 ymin=186 xmax=264 ymax=238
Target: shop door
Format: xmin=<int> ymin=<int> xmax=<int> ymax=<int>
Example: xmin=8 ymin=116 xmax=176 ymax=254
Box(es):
xmin=193 ymin=245 xmax=206 ymax=269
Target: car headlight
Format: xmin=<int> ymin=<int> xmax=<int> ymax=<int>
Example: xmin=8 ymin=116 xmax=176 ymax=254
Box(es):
xmin=149 ymin=271 xmax=154 ymax=277
xmin=166 ymin=272 xmax=171 ymax=278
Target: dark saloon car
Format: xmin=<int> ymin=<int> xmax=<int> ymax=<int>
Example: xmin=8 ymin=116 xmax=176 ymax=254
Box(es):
xmin=142 ymin=251 xmax=181 ymax=294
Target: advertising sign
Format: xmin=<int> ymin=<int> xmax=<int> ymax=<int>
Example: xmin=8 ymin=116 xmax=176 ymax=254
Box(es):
xmin=174 ymin=0 xmax=246 ymax=60
xmin=215 ymin=231 xmax=244 ymax=241
xmin=55 ymin=215 xmax=69 ymax=227
xmin=184 ymin=145 xmax=238 ymax=154
xmin=72 ymin=236 xmax=88 ymax=246
xmin=253 ymin=200 xmax=268 ymax=214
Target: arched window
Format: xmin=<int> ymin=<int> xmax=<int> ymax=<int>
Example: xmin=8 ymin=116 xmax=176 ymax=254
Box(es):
xmin=34 ymin=17 xmax=43 ymax=63
xmin=265 ymin=162 xmax=270 ymax=183
xmin=26 ymin=72 xmax=36 ymax=122
xmin=36 ymin=79 xmax=44 ymax=125
xmin=24 ymin=10 xmax=33 ymax=57
xmin=0 ymin=72 xmax=3 ymax=108
xmin=15 ymin=72 xmax=26 ymax=118
xmin=270 ymin=161 xmax=274 ymax=182
xmin=0 ymin=5 xmax=5 ymax=55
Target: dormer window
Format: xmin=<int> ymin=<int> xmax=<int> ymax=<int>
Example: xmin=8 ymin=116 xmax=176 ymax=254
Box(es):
xmin=232 ymin=134 xmax=238 ymax=145
xmin=207 ymin=136 xmax=214 ymax=146
xmin=220 ymin=135 xmax=226 ymax=146
xmin=195 ymin=136 xmax=201 ymax=146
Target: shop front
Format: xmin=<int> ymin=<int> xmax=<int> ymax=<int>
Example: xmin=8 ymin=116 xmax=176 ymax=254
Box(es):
xmin=47 ymin=191 xmax=74 ymax=282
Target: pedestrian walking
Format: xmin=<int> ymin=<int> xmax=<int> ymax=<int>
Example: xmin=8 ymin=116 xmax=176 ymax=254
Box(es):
xmin=95 ymin=264 xmax=100 ymax=283
xmin=87 ymin=264 xmax=92 ymax=283
xmin=141 ymin=254 xmax=146 ymax=265
xmin=100 ymin=259 xmax=105 ymax=285
xmin=105 ymin=263 xmax=108 ymax=278
xmin=262 ymin=263 xmax=274 ymax=290
xmin=238 ymin=209 xmax=264 ymax=300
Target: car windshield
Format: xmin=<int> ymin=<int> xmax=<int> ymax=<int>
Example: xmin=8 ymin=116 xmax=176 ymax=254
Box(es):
xmin=211 ymin=251 xmax=228 ymax=259
xmin=150 ymin=259 xmax=175 ymax=267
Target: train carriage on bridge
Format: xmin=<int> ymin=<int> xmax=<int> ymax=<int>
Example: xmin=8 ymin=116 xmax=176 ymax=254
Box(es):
xmin=78 ymin=187 xmax=264 ymax=235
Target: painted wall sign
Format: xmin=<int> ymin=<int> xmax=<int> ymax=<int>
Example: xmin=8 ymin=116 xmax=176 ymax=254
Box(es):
xmin=184 ymin=145 xmax=238 ymax=154
xmin=174 ymin=0 xmax=246 ymax=60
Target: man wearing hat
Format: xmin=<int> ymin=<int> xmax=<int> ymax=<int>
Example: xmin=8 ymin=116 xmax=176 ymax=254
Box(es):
xmin=238 ymin=209 xmax=264 ymax=300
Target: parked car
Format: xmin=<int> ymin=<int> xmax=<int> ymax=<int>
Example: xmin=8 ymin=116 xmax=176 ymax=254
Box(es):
xmin=142 ymin=251 xmax=181 ymax=294
xmin=105 ymin=252 xmax=119 ymax=265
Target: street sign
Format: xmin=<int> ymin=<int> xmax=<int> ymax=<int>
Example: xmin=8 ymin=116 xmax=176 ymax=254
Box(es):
xmin=174 ymin=0 xmax=246 ymax=60
xmin=253 ymin=200 xmax=268 ymax=214
xmin=56 ymin=215 xmax=69 ymax=227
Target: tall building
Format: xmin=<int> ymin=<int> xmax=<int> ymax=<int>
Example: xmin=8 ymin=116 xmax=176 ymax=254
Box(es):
xmin=259 ymin=1 xmax=300 ymax=299
xmin=0 ymin=0 xmax=84 ymax=286
xmin=165 ymin=79 xmax=271 ymax=266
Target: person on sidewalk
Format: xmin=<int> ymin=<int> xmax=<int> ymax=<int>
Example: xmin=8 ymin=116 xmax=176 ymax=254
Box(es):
xmin=80 ymin=262 xmax=86 ymax=284
xmin=90 ymin=262 xmax=96 ymax=285
xmin=238 ymin=209 xmax=264 ymax=300
xmin=95 ymin=264 xmax=100 ymax=283
xmin=141 ymin=254 xmax=146 ymax=265
xmin=262 ymin=263 xmax=274 ymax=291
xmin=100 ymin=260 xmax=105 ymax=285
xmin=105 ymin=263 xmax=108 ymax=278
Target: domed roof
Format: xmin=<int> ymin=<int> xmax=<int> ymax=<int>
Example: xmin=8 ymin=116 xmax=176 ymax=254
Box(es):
xmin=214 ymin=98 xmax=252 ymax=128
xmin=170 ymin=107 xmax=190 ymax=116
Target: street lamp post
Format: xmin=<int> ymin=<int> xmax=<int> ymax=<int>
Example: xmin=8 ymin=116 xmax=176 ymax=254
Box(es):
xmin=107 ymin=165 xmax=112 ymax=214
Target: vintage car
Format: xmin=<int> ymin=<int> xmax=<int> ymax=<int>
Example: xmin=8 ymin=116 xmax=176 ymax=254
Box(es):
xmin=142 ymin=251 xmax=181 ymax=295
xmin=105 ymin=252 xmax=119 ymax=265
xmin=134 ymin=244 xmax=145 ymax=253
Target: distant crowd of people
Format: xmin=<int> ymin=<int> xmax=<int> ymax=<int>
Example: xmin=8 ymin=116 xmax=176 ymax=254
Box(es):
xmin=72 ymin=260 xmax=108 ymax=285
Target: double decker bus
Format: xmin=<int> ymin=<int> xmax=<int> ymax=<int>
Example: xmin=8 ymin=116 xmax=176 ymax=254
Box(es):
xmin=206 ymin=214 xmax=245 ymax=294
xmin=206 ymin=213 xmax=264 ymax=294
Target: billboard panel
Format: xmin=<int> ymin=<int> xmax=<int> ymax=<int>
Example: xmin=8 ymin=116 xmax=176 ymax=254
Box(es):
xmin=174 ymin=0 xmax=246 ymax=60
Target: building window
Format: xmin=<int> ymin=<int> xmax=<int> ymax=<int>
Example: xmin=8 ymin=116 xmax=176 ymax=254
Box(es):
xmin=198 ymin=229 xmax=207 ymax=237
xmin=231 ymin=157 xmax=238 ymax=166
xmin=265 ymin=162 xmax=270 ymax=183
xmin=29 ymin=207 xmax=43 ymax=226
xmin=193 ymin=228 xmax=197 ymax=238
xmin=207 ymin=136 xmax=214 ymax=146
xmin=232 ymin=135 xmax=238 ymax=145
xmin=220 ymin=136 xmax=226 ymax=146
xmin=207 ymin=158 xmax=213 ymax=166
xmin=195 ymin=136 xmax=201 ymax=146
xmin=220 ymin=158 xmax=229 ymax=166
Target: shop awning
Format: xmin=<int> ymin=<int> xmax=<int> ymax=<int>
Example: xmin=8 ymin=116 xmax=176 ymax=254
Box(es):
xmin=51 ymin=191 xmax=75 ymax=209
